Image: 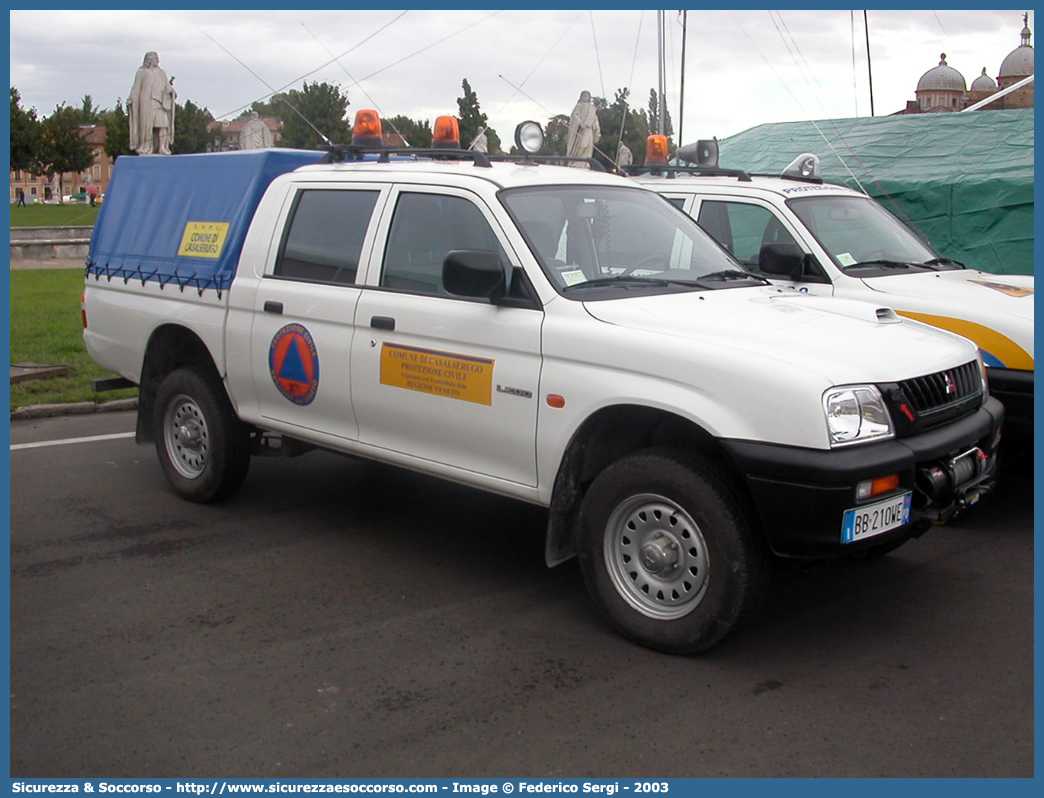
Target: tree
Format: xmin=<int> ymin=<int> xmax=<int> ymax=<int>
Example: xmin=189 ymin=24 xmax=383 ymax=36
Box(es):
xmin=248 ymin=98 xmax=282 ymax=120
xmin=456 ymin=79 xmax=501 ymax=153
xmin=101 ymin=99 xmax=133 ymax=161
xmin=171 ymin=99 xmax=215 ymax=154
xmin=77 ymin=94 xmax=103 ymax=125
xmin=37 ymin=104 xmax=94 ymax=201
xmin=10 ymin=87 xmax=40 ymax=173
xmin=647 ymin=89 xmax=674 ymax=141
xmin=275 ymin=82 xmax=351 ymax=150
xmin=383 ymin=115 xmax=432 ymax=148
xmin=593 ymin=88 xmax=650 ymax=171
xmin=542 ymin=114 xmax=572 ymax=156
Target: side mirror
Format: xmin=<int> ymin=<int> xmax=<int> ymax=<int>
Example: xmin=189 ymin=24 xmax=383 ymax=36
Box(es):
xmin=443 ymin=250 xmax=506 ymax=301
xmin=758 ymin=242 xmax=805 ymax=280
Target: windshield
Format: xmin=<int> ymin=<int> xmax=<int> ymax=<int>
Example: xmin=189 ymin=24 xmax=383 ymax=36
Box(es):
xmin=501 ymin=185 xmax=763 ymax=298
xmin=788 ymin=195 xmax=957 ymax=274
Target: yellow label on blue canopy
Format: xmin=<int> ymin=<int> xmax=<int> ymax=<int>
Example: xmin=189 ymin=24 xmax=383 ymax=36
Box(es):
xmin=178 ymin=222 xmax=230 ymax=258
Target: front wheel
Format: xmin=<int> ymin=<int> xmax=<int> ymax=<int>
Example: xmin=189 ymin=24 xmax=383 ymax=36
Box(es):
xmin=153 ymin=366 xmax=251 ymax=503
xmin=578 ymin=448 xmax=767 ymax=654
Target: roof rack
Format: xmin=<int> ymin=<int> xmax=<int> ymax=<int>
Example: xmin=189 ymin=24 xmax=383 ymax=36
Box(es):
xmin=319 ymin=144 xmax=492 ymax=168
xmin=487 ymin=154 xmax=606 ymax=171
xmin=624 ymin=164 xmax=753 ymax=182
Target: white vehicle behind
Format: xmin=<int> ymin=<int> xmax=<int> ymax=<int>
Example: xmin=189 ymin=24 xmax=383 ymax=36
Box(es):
xmin=631 ymin=140 xmax=1033 ymax=438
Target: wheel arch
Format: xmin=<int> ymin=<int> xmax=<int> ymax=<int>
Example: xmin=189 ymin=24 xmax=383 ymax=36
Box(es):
xmin=136 ymin=324 xmax=222 ymax=444
xmin=544 ymin=404 xmax=749 ymax=566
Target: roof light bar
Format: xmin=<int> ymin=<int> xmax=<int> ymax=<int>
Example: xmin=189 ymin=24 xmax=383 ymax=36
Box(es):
xmin=514 ymin=121 xmax=544 ymax=155
xmin=432 ymin=116 xmax=460 ymax=149
xmin=645 ymin=134 xmax=670 ymax=165
xmin=782 ymin=153 xmax=822 ymax=180
xmin=352 ymin=109 xmax=383 ymax=148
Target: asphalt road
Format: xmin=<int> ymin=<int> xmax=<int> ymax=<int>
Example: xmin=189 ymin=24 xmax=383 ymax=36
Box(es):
xmin=9 ymin=411 xmax=1034 ymax=778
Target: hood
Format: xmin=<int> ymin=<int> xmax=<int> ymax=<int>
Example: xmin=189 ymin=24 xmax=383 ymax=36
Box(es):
xmin=859 ymin=271 xmax=1034 ymax=369
xmin=581 ymin=287 xmax=977 ymax=386
xmin=860 ymin=270 xmax=1034 ymax=320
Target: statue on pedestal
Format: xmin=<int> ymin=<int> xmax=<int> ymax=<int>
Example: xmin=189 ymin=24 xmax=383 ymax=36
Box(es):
xmin=566 ymin=90 xmax=600 ymax=166
xmin=128 ymin=51 xmax=176 ymax=155
xmin=240 ymin=112 xmax=274 ymax=149
xmin=615 ymin=142 xmax=633 ymax=172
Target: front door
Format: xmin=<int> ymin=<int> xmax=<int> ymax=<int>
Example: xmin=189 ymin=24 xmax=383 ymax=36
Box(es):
xmin=695 ymin=197 xmax=834 ymax=296
xmin=351 ymin=186 xmax=543 ymax=487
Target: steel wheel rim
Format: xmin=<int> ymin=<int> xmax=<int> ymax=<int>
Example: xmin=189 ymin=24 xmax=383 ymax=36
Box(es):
xmin=604 ymin=493 xmax=710 ymax=619
xmin=163 ymin=393 xmax=210 ymax=479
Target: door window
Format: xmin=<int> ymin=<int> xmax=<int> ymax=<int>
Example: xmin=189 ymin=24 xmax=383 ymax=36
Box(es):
xmin=381 ymin=192 xmax=508 ymax=296
xmin=697 ymin=200 xmax=798 ymax=268
xmin=275 ymin=189 xmax=379 ymax=285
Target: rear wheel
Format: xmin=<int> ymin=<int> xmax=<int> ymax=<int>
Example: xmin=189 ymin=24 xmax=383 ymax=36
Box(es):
xmin=153 ymin=366 xmax=250 ymax=503
xmin=578 ymin=448 xmax=767 ymax=654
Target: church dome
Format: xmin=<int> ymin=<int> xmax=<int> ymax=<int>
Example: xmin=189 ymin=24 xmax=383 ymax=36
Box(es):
xmin=999 ymin=45 xmax=1034 ymax=78
xmin=917 ymin=54 xmax=967 ymax=91
xmin=999 ymin=17 xmax=1034 ymax=78
xmin=970 ymin=68 xmax=998 ymax=92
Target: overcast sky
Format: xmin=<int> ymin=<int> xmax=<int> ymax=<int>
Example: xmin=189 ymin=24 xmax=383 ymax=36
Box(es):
xmin=9 ymin=9 xmax=1034 ymax=143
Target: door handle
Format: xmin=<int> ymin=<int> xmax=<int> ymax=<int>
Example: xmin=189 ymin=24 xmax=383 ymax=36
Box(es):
xmin=263 ymin=301 xmax=283 ymax=314
xmin=370 ymin=316 xmax=395 ymax=330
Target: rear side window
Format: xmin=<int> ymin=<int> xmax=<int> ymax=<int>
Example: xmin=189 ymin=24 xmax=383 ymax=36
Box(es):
xmin=275 ymin=189 xmax=379 ymax=285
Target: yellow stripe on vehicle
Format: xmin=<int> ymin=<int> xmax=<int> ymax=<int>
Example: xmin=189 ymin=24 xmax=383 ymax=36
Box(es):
xmin=896 ymin=311 xmax=1033 ymax=370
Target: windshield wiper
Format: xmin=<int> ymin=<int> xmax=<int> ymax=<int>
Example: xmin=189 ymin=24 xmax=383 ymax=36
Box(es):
xmin=839 ymin=259 xmax=913 ymax=272
xmin=562 ymin=275 xmax=672 ymax=292
xmin=698 ymin=270 xmax=771 ymax=284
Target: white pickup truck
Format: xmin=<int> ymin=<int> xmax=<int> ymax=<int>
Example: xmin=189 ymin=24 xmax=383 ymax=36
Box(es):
xmin=83 ymin=116 xmax=1003 ymax=654
xmin=630 ymin=144 xmax=1033 ymax=437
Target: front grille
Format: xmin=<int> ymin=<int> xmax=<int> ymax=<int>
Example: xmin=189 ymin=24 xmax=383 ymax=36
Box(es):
xmin=899 ymin=361 xmax=982 ymax=412
xmin=880 ymin=361 xmax=983 ymax=437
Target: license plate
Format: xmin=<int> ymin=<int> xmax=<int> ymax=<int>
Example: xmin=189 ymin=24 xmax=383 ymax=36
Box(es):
xmin=841 ymin=492 xmax=912 ymax=544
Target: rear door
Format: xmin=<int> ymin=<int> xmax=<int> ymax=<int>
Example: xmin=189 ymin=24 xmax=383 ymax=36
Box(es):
xmin=249 ymin=183 xmax=388 ymax=442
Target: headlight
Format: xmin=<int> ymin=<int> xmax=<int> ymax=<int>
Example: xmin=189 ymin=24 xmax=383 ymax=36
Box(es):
xmin=824 ymin=385 xmax=894 ymax=446
xmin=976 ymin=350 xmax=989 ymax=399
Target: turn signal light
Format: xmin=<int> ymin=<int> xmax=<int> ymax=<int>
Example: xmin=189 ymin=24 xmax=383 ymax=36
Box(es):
xmin=352 ymin=109 xmax=383 ymax=147
xmin=856 ymin=473 xmax=900 ymax=500
xmin=81 ymin=290 xmax=87 ymax=328
xmin=645 ymin=134 xmax=670 ymax=165
xmin=432 ymin=116 xmax=460 ymax=149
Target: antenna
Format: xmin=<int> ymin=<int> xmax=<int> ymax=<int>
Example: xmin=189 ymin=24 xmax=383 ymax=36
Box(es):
xmin=864 ymin=11 xmax=875 ymax=117
xmin=201 ymin=29 xmax=333 ymax=146
xmin=300 ymin=22 xmax=415 ymax=146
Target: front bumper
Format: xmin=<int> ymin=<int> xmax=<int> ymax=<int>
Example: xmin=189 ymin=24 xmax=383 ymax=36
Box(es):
xmin=722 ymin=397 xmax=1004 ymax=558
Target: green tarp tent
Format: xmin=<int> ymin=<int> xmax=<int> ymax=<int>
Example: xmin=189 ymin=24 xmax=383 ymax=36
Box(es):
xmin=718 ymin=108 xmax=1034 ymax=275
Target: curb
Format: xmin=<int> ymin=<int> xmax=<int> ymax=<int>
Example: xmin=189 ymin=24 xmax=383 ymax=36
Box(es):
xmin=11 ymin=397 xmax=138 ymax=420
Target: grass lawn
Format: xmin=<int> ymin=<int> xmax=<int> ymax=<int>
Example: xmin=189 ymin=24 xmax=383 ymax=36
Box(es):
xmin=10 ymin=269 xmax=138 ymax=409
xmin=10 ymin=203 xmax=101 ymax=228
